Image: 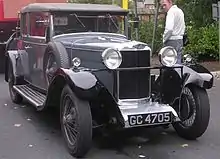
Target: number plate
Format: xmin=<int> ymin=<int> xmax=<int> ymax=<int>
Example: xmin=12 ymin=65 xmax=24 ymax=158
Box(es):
xmin=128 ymin=112 xmax=172 ymax=127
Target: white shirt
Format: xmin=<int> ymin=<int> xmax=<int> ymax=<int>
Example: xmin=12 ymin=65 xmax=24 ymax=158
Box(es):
xmin=163 ymin=5 xmax=185 ymax=43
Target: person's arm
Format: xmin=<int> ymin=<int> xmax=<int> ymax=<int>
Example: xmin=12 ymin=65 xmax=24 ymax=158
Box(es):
xmin=163 ymin=10 xmax=175 ymax=43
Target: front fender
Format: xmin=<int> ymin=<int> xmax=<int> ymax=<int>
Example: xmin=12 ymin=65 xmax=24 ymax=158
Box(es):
xmin=47 ymin=68 xmax=100 ymax=102
xmin=157 ymin=63 xmax=213 ymax=105
xmin=5 ymin=50 xmax=27 ymax=85
xmin=185 ymin=63 xmax=214 ymax=89
xmin=176 ymin=63 xmax=214 ymax=89
xmin=45 ymin=68 xmax=125 ymax=127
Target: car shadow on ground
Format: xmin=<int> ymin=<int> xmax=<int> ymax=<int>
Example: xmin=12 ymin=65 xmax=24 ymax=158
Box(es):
xmin=9 ymin=99 xmax=201 ymax=158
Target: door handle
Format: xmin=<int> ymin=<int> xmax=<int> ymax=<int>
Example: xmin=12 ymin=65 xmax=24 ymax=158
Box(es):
xmin=25 ymin=45 xmax=32 ymax=49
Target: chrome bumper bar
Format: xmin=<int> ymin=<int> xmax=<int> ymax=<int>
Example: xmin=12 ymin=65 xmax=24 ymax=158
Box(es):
xmin=118 ymin=99 xmax=180 ymax=128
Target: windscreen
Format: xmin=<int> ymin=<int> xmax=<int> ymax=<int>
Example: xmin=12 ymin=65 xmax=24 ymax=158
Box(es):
xmin=52 ymin=12 xmax=125 ymax=35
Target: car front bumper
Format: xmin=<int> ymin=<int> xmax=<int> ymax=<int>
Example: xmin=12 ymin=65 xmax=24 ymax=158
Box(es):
xmin=118 ymin=99 xmax=180 ymax=128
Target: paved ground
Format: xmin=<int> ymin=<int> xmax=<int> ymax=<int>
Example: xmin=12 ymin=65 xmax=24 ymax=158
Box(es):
xmin=0 ymin=75 xmax=219 ymax=159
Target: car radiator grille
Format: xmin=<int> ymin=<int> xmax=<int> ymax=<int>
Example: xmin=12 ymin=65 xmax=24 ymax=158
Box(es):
xmin=118 ymin=50 xmax=151 ymax=100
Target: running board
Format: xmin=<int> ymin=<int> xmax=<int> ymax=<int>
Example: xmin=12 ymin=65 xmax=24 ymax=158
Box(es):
xmin=13 ymin=85 xmax=46 ymax=109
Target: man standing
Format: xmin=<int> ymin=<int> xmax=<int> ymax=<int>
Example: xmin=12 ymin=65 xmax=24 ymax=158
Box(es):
xmin=161 ymin=0 xmax=185 ymax=64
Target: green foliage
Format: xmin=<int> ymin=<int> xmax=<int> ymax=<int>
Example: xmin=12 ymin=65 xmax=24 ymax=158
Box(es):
xmin=67 ymin=0 xmax=219 ymax=61
xmin=129 ymin=17 xmax=164 ymax=54
xmin=184 ymin=23 xmax=219 ymax=61
xmin=175 ymin=0 xmax=215 ymax=27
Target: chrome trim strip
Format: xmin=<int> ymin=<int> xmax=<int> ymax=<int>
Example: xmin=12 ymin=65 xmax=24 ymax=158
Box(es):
xmin=50 ymin=14 xmax=54 ymax=38
xmin=28 ymin=36 xmax=46 ymax=40
xmin=52 ymin=32 xmax=127 ymax=39
xmin=118 ymin=97 xmax=151 ymax=107
xmin=23 ymin=41 xmax=47 ymax=46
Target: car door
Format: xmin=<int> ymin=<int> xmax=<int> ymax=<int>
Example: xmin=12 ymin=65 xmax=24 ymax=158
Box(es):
xmin=18 ymin=12 xmax=34 ymax=84
xmin=25 ymin=12 xmax=49 ymax=90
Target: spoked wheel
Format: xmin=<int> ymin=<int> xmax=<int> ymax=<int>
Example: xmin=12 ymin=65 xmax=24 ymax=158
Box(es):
xmin=60 ymin=85 xmax=92 ymax=158
xmin=45 ymin=52 xmax=58 ymax=85
xmin=8 ymin=62 xmax=23 ymax=104
xmin=173 ymin=85 xmax=210 ymax=140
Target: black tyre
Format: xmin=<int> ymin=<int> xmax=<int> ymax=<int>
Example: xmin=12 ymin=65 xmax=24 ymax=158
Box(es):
xmin=60 ymin=85 xmax=92 ymax=158
xmin=8 ymin=61 xmax=23 ymax=104
xmin=43 ymin=42 xmax=70 ymax=85
xmin=173 ymin=85 xmax=210 ymax=140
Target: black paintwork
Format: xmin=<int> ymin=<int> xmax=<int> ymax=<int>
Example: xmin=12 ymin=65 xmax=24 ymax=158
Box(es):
xmin=21 ymin=3 xmax=128 ymax=15
xmin=119 ymin=50 xmax=151 ymax=99
xmin=3 ymin=3 xmax=215 ymax=128
xmin=155 ymin=63 xmax=214 ymax=106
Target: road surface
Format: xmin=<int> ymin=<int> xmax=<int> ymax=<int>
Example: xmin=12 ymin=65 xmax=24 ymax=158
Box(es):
xmin=0 ymin=75 xmax=219 ymax=159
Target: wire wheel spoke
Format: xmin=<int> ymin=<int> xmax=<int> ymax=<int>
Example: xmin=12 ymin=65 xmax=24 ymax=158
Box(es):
xmin=63 ymin=95 xmax=78 ymax=146
xmin=66 ymin=123 xmax=78 ymax=139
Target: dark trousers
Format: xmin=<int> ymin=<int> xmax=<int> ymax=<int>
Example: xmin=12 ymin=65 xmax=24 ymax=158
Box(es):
xmin=164 ymin=39 xmax=183 ymax=64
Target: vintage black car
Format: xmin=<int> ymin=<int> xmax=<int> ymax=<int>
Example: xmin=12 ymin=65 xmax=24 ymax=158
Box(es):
xmin=4 ymin=2 xmax=214 ymax=158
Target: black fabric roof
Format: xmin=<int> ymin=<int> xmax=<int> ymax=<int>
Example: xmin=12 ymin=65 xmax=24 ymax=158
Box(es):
xmin=20 ymin=3 xmax=128 ymax=15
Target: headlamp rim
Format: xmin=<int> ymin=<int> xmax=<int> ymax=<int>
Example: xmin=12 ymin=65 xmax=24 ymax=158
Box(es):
xmin=158 ymin=46 xmax=177 ymax=67
xmin=101 ymin=48 xmax=122 ymax=69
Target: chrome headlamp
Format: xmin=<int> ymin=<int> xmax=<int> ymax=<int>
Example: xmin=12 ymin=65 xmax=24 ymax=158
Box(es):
xmin=158 ymin=46 xmax=177 ymax=67
xmin=183 ymin=54 xmax=193 ymax=63
xmin=72 ymin=57 xmax=81 ymax=68
xmin=102 ymin=48 xmax=122 ymax=69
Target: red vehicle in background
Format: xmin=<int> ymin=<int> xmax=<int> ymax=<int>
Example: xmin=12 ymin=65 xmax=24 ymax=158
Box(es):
xmin=0 ymin=0 xmax=65 ymax=73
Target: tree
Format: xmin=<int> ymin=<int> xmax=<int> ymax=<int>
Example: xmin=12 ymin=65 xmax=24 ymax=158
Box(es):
xmin=175 ymin=0 xmax=215 ymax=27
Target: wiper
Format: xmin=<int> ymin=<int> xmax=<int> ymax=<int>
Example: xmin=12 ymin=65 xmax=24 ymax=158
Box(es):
xmin=106 ymin=14 xmax=119 ymax=31
xmin=73 ymin=13 xmax=87 ymax=30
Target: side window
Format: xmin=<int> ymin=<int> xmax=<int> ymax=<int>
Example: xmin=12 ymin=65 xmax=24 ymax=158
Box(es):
xmin=29 ymin=12 xmax=49 ymax=37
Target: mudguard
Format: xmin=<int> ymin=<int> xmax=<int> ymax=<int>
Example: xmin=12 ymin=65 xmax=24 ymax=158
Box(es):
xmin=5 ymin=49 xmax=28 ymax=82
xmin=45 ymin=68 xmax=125 ymax=127
xmin=158 ymin=63 xmax=213 ymax=105
xmin=46 ymin=68 xmax=101 ymax=104
xmin=61 ymin=68 xmax=99 ymax=95
xmin=177 ymin=63 xmax=213 ymax=89
xmin=5 ymin=50 xmax=19 ymax=82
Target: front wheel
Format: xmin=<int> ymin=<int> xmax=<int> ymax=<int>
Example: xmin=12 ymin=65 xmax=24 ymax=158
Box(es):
xmin=60 ymin=85 xmax=92 ymax=158
xmin=173 ymin=85 xmax=210 ymax=140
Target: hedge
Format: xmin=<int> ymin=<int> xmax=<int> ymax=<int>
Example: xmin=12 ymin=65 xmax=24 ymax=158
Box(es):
xmin=129 ymin=19 xmax=165 ymax=54
xmin=129 ymin=19 xmax=219 ymax=61
xmin=184 ymin=23 xmax=219 ymax=61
